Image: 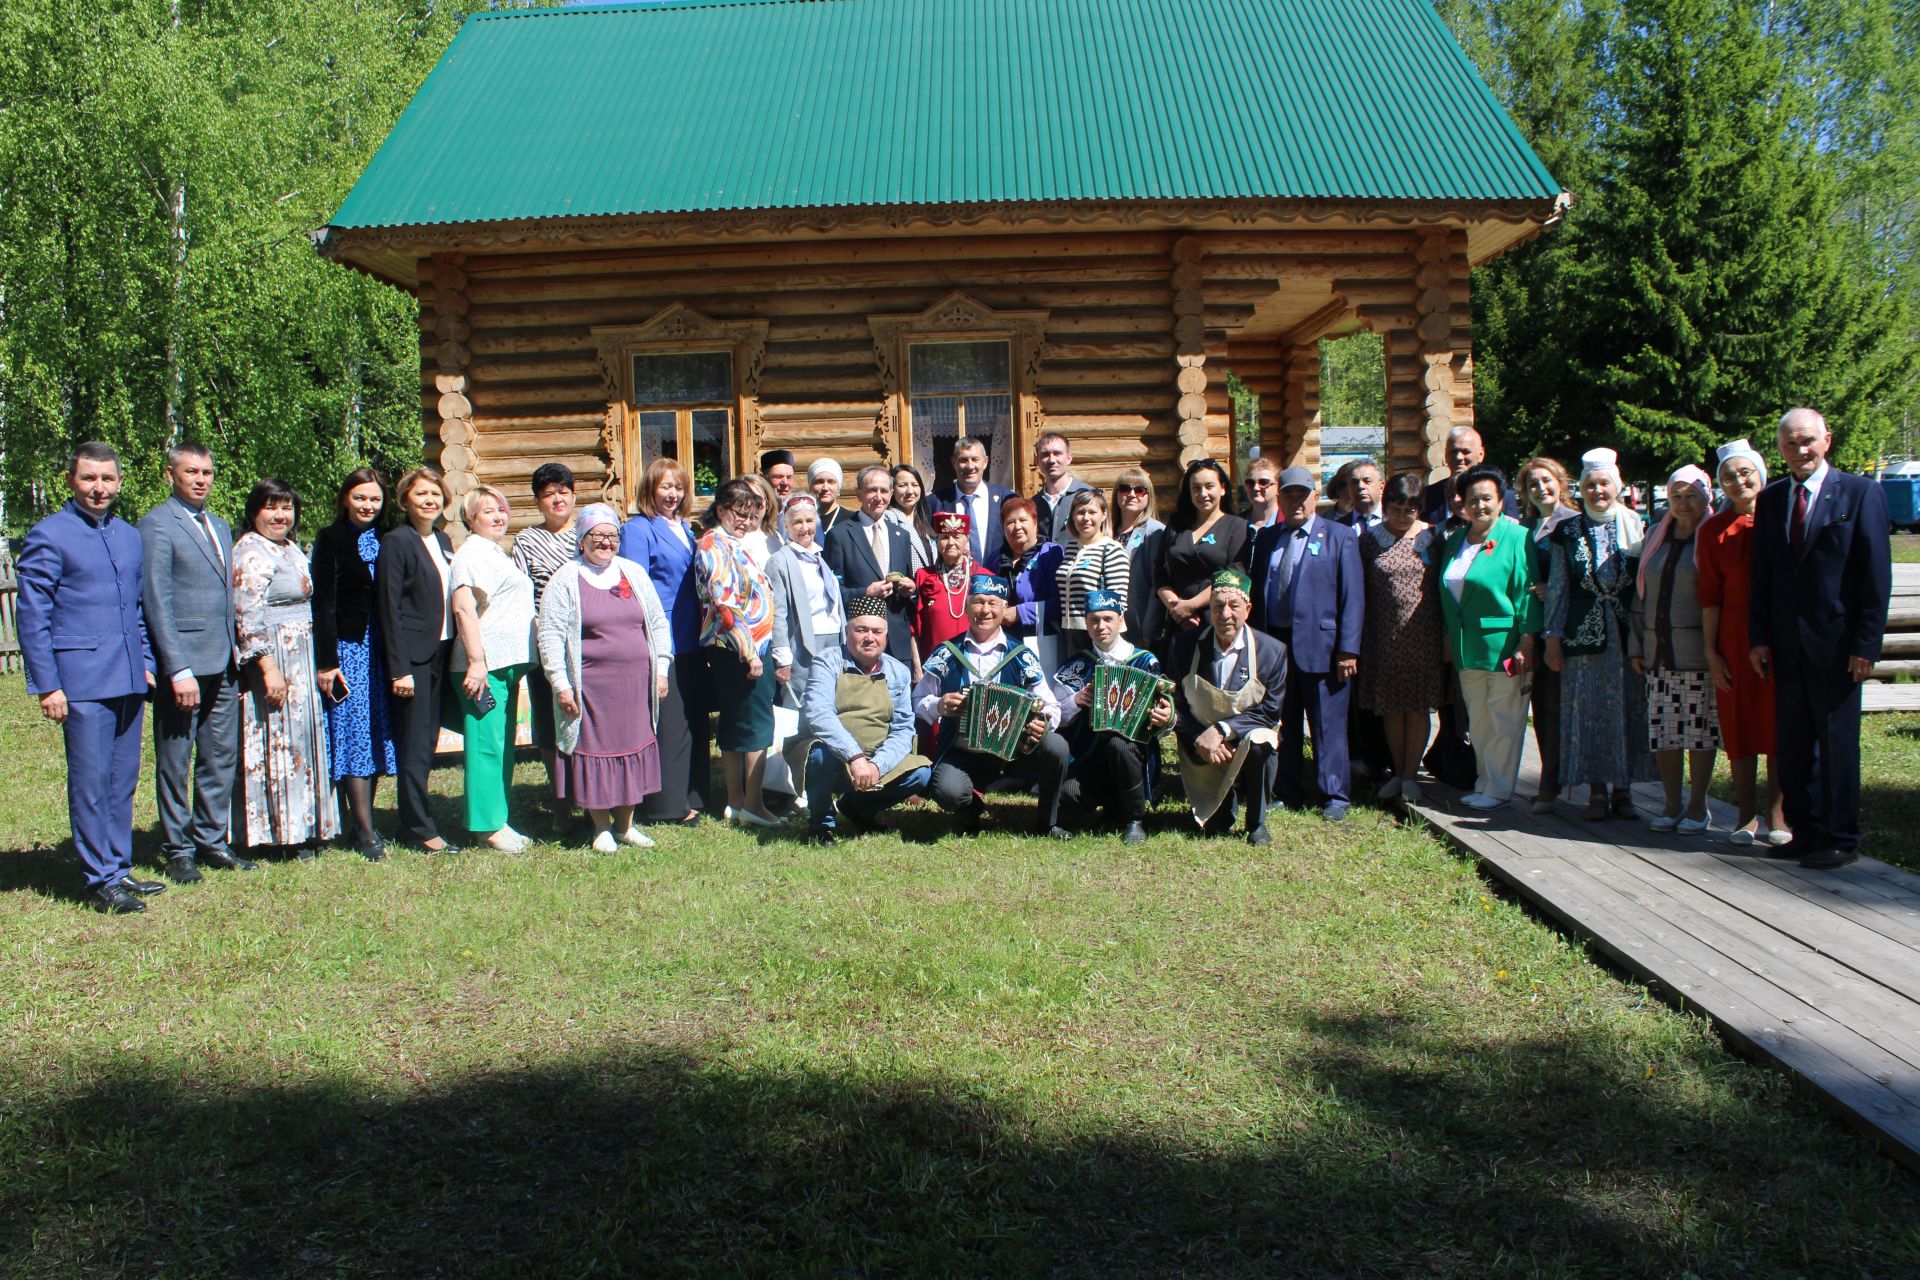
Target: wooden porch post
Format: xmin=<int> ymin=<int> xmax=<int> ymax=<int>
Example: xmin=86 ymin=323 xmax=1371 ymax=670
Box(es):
xmin=421 ymin=254 xmax=475 ymax=544
xmin=1338 ymin=228 xmax=1471 ymax=480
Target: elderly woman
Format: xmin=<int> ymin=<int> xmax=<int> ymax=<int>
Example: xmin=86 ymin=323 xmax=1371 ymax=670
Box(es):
xmin=697 ymin=476 xmax=782 ymax=827
xmin=888 ymin=463 xmax=937 ymax=572
xmin=808 ymin=457 xmax=847 ymax=540
xmin=1629 ymin=465 xmax=1721 ymax=832
xmin=1357 ymin=471 xmax=1445 ymax=803
xmin=998 ymin=496 xmax=1066 ymax=670
xmin=619 ymin=457 xmax=706 ymax=825
xmin=767 ymin=494 xmax=846 ymax=706
xmin=1518 ymin=456 xmax=1579 ymax=813
xmin=1437 ymin=465 xmax=1539 ymax=809
xmin=1155 ymin=459 xmax=1248 ymax=656
xmin=1543 ymin=447 xmax=1652 ymax=820
xmin=311 ymin=468 xmax=395 ymax=859
xmin=1697 ymin=439 xmax=1787 ymax=846
xmin=1112 ymin=467 xmax=1165 ymax=646
xmin=1058 ymin=488 xmax=1130 ymax=659
xmin=232 ymin=478 xmax=340 ymax=854
xmin=912 ymin=509 xmax=978 ymax=669
xmin=538 ymin=504 xmax=673 ymax=853
xmin=448 ymin=484 xmax=538 ymax=852
xmin=377 ymin=466 xmax=455 ymax=852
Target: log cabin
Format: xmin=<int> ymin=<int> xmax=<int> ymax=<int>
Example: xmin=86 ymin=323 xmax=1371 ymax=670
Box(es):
xmin=315 ymin=0 xmax=1566 ymax=533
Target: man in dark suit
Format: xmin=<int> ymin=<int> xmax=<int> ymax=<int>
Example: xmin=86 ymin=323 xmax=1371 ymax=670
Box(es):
xmin=1420 ymin=426 xmax=1518 ymax=529
xmin=1749 ymin=407 xmax=1892 ymax=869
xmin=925 ymin=437 xmax=1013 ymax=569
xmin=17 ymin=443 xmax=162 ymax=914
xmin=1172 ymin=568 xmax=1287 ymax=845
xmin=140 ymin=442 xmax=254 ymax=883
xmin=1248 ymin=466 xmax=1364 ymax=821
xmin=823 ymin=464 xmax=916 ymax=665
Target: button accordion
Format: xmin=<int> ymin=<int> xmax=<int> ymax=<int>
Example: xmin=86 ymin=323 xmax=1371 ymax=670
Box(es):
xmin=957 ymin=681 xmax=1041 ymax=760
xmin=1089 ymin=663 xmax=1174 ymax=742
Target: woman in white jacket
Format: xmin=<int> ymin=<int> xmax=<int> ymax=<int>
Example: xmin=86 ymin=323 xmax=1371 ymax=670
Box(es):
xmin=537 ymin=504 xmax=673 ymax=852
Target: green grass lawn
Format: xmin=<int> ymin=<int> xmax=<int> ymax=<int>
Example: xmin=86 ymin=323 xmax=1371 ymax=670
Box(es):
xmin=1890 ymin=533 xmax=1920 ymax=563
xmin=2 ymin=688 xmax=1917 ymax=1276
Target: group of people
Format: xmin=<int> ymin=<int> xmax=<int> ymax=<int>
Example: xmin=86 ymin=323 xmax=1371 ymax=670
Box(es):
xmin=16 ymin=406 xmax=1891 ymax=915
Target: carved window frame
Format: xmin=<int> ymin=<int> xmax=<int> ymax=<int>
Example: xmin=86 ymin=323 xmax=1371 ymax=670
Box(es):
xmin=869 ymin=292 xmax=1048 ymax=496
xmin=593 ymin=304 xmax=769 ymax=511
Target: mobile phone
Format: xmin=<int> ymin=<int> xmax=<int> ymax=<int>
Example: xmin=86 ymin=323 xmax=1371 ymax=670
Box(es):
xmin=327 ymin=677 xmax=352 ymax=705
xmin=470 ymin=684 xmax=497 ymax=716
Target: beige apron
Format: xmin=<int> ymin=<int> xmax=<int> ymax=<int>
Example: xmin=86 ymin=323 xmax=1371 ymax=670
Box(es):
xmin=1178 ymin=637 xmax=1279 ymax=826
xmin=784 ymin=667 xmax=929 ymax=792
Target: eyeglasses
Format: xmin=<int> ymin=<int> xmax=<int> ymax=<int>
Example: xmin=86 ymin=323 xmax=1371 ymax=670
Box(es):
xmin=1118 ymin=485 xmax=1149 ymax=497
xmin=1247 ymin=478 xmax=1275 ymax=489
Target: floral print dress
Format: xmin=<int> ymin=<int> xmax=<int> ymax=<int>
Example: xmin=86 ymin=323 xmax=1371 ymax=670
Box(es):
xmin=234 ymin=532 xmax=341 ymax=846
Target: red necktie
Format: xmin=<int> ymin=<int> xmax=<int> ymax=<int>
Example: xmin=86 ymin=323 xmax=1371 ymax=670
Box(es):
xmin=1790 ymin=483 xmax=1808 ymax=557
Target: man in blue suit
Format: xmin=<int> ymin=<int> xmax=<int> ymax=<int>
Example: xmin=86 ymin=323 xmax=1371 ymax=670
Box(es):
xmin=822 ymin=464 xmax=916 ymax=666
xmin=1248 ymin=466 xmax=1364 ymax=820
xmin=1749 ymin=407 xmax=1892 ymax=869
xmin=925 ymin=437 xmax=1013 ymax=569
xmin=17 ymin=443 xmax=160 ymax=914
xmin=140 ymin=441 xmax=254 ymax=883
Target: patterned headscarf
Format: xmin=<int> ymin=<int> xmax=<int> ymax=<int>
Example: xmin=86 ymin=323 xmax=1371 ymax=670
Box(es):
xmin=1636 ymin=464 xmax=1713 ymax=597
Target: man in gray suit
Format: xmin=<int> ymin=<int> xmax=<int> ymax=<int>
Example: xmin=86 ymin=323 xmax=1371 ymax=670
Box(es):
xmin=141 ymin=442 xmax=255 ymax=882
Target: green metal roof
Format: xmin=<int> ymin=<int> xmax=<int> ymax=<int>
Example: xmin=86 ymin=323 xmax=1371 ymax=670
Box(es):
xmin=329 ymin=0 xmax=1562 ymax=230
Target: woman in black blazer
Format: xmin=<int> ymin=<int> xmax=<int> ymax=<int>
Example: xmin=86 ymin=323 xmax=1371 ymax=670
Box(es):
xmin=313 ymin=468 xmax=396 ymax=859
xmin=376 ymin=466 xmax=455 ymax=852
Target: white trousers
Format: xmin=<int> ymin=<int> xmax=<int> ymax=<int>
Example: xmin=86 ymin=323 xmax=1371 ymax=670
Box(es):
xmin=1459 ymin=667 xmax=1531 ymax=801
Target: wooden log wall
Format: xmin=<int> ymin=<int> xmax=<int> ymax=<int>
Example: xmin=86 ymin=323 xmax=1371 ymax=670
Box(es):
xmin=415 ymin=227 xmax=1445 ymax=526
xmin=1337 ymin=228 xmax=1473 ymax=480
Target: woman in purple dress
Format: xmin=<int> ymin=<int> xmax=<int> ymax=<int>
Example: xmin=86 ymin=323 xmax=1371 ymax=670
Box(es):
xmin=536 ymin=504 xmax=674 ymax=853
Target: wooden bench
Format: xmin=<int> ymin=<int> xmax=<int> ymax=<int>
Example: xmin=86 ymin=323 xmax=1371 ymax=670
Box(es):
xmin=0 ymin=540 xmax=19 ymax=678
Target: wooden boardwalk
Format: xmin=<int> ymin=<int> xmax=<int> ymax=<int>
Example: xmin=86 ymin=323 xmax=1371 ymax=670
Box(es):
xmin=1408 ymin=742 xmax=1920 ymax=1172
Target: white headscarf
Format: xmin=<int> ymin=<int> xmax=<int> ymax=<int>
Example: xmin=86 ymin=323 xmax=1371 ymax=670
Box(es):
xmin=1637 ymin=464 xmax=1712 ymax=597
xmin=807 ymin=457 xmax=843 ymax=485
xmin=1577 ymin=447 xmax=1646 ymax=553
xmin=1714 ymin=437 xmax=1768 ymax=487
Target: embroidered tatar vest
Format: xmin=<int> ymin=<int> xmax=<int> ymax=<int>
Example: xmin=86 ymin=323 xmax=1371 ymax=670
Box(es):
xmin=920 ymin=637 xmax=1047 ymax=761
xmin=1550 ymin=516 xmax=1635 ymax=658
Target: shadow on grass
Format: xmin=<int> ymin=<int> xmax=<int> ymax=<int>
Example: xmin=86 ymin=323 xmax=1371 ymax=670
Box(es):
xmin=5 ymin=1018 xmax=1916 ymax=1278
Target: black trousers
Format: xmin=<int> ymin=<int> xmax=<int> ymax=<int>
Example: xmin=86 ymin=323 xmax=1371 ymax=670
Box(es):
xmin=1775 ymin=664 xmax=1863 ymax=852
xmin=1197 ymin=742 xmax=1276 ymax=835
xmin=1530 ymin=660 xmax=1562 ymax=798
xmin=391 ymin=641 xmax=451 ymax=844
xmin=640 ymin=652 xmax=708 ymax=821
xmin=1062 ymin=728 xmax=1152 ymax=821
xmin=930 ymin=733 xmax=1070 ymax=830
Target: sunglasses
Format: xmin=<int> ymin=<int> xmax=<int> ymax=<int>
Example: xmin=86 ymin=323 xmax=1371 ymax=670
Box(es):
xmin=1117 ymin=485 xmax=1149 ymax=497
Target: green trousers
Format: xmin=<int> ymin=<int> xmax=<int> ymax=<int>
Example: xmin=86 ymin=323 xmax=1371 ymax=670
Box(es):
xmin=461 ymin=663 xmax=528 ymax=834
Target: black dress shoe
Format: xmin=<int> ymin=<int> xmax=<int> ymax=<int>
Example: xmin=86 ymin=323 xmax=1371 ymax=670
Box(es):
xmin=1041 ymin=825 xmax=1072 ymax=840
xmin=199 ymin=848 xmax=258 ymax=872
xmin=118 ymin=875 xmax=167 ymax=896
xmin=958 ymin=806 xmax=983 ymax=836
xmin=92 ymin=884 xmax=147 ymax=914
xmin=808 ymin=825 xmax=839 ymax=846
xmin=1247 ymin=824 xmax=1273 ymax=847
xmin=355 ymin=834 xmax=387 ymax=862
xmin=1799 ymin=846 xmax=1859 ymax=870
xmin=1121 ymin=821 xmax=1148 ymax=845
xmin=165 ymin=854 xmax=204 ymax=885
xmin=1773 ymin=835 xmax=1828 ymax=861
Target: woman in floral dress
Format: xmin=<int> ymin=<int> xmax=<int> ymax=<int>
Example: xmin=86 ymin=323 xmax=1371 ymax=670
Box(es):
xmin=1356 ymin=472 xmax=1446 ymax=802
xmin=233 ymin=478 xmax=340 ymax=853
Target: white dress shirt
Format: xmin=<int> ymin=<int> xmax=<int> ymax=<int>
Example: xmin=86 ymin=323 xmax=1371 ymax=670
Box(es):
xmin=1788 ymin=461 xmax=1830 ymax=536
xmin=912 ymin=628 xmax=1061 ymax=729
xmin=858 ymin=510 xmax=891 ymax=577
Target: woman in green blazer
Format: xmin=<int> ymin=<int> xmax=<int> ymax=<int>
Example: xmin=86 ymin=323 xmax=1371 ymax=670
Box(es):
xmin=1438 ymin=465 xmax=1540 ymax=809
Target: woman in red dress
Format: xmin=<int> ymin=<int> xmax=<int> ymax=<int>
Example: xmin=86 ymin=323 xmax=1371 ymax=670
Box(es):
xmin=1696 ymin=438 xmax=1788 ymax=846
xmin=912 ymin=511 xmax=977 ymax=675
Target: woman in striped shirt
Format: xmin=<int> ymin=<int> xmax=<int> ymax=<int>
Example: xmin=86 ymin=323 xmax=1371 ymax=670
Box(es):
xmin=695 ymin=477 xmax=781 ymax=828
xmin=1058 ymin=488 xmax=1130 ymax=659
xmin=511 ymin=462 xmax=578 ymax=806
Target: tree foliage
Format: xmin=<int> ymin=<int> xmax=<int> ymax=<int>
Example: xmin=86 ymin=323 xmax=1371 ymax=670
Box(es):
xmin=0 ymin=0 xmax=481 ymax=533
xmin=1436 ymin=0 xmax=1920 ymax=477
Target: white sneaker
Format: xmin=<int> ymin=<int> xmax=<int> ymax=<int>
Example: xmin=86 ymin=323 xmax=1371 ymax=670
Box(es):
xmin=591 ymin=829 xmax=618 ymax=854
xmin=1377 ymin=776 xmax=1403 ymax=800
xmin=618 ymin=826 xmax=655 ymax=848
